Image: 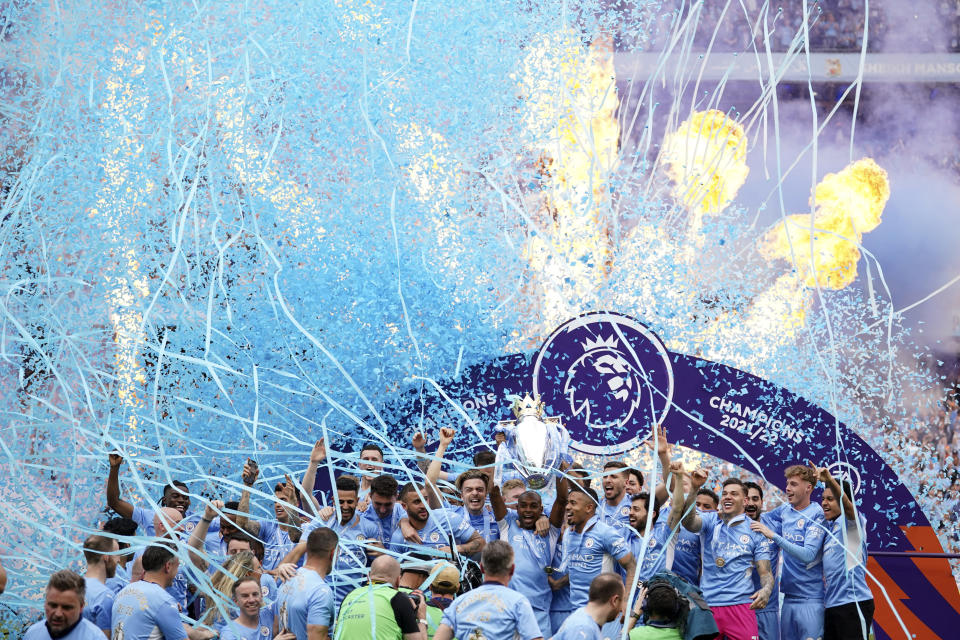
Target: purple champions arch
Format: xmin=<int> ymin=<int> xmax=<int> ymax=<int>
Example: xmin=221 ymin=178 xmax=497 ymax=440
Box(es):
xmin=365 ymin=311 xmax=960 ymax=639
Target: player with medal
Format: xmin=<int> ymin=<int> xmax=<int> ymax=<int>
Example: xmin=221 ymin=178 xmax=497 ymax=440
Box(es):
xmin=491 ymin=470 xmax=568 ymax=637
xmin=674 ymin=467 xmax=774 ymax=640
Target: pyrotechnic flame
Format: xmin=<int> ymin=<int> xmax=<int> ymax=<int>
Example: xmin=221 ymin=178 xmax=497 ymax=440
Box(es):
xmin=698 ymin=159 xmax=889 ymax=373
xmin=761 ymin=158 xmax=890 ymax=290
xmin=519 ymin=34 xmax=620 ymax=334
xmin=661 ymin=109 xmax=749 ymax=238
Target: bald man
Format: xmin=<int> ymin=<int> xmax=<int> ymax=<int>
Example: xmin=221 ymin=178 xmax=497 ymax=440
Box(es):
xmin=132 ymin=507 xmax=189 ymax=611
xmin=153 ymin=507 xmax=184 ymax=538
xmin=336 ymin=555 xmax=427 ymax=640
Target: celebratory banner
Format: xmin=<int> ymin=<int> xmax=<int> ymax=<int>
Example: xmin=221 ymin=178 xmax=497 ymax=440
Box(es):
xmin=379 ymin=312 xmax=960 ymax=640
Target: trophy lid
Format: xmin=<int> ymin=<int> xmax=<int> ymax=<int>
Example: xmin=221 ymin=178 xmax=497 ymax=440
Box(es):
xmin=511 ymin=393 xmax=544 ymax=419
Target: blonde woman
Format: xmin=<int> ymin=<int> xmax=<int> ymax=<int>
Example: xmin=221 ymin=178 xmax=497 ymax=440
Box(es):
xmin=199 ymin=550 xmax=262 ymax=630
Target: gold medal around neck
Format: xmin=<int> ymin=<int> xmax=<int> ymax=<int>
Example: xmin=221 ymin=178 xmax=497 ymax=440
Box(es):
xmin=715 ymin=557 xmax=726 ymax=567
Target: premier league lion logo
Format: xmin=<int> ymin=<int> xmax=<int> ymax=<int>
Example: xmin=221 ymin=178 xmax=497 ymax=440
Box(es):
xmin=564 ymin=335 xmax=646 ymax=431
xmin=534 ymin=312 xmax=674 ymax=455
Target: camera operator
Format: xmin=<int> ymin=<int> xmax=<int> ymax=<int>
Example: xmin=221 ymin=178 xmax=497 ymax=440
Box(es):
xmin=335 ymin=555 xmax=427 ymax=640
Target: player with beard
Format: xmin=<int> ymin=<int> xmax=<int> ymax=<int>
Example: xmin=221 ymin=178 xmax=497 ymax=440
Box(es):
xmin=491 ymin=471 xmax=568 ymax=637
xmin=743 ymin=481 xmax=780 ymax=640
xmin=360 ymin=474 xmax=408 ymax=547
xmin=756 ymin=465 xmax=825 ymax=640
xmin=82 ymin=535 xmax=119 ymax=634
xmin=599 ymin=461 xmax=632 ymax=530
xmin=280 ymin=475 xmax=382 ymax=608
xmin=233 ymin=461 xmax=303 ymax=573
xmin=626 ymin=491 xmax=682 ymax=584
xmin=390 ymin=482 xmax=485 ymax=558
xmin=106 ymin=454 xmax=196 ymax=537
xmin=675 ymin=470 xmax=773 ymax=640
xmin=24 ymin=571 xmax=104 ymax=640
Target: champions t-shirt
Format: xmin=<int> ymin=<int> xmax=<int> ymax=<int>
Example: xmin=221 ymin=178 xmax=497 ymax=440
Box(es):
xmin=111 ymin=580 xmax=188 ymax=640
xmin=274 ymin=567 xmax=334 ymax=638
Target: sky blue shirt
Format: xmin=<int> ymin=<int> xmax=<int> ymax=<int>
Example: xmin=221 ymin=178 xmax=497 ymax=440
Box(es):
xmin=23 ymin=619 xmax=105 ymax=640
xmin=440 ymin=582 xmax=543 ymax=640
xmin=552 ymin=606 xmax=601 ymax=640
xmin=752 ymin=513 xmax=781 ymax=613
xmin=693 ymin=512 xmax=772 ymax=607
xmin=822 ymin=514 xmax=872 ymax=608
xmin=304 ymin=511 xmax=380 ymax=605
xmin=218 ymin=608 xmax=276 ymax=640
xmin=131 ymin=548 xmax=188 ymax=611
xmin=498 ymin=510 xmax=559 ymax=611
xmin=362 ymin=502 xmax=407 ymax=546
xmin=661 ymin=507 xmax=701 ymax=586
xmin=260 ymin=520 xmax=295 ymax=570
xmin=765 ymin=502 xmax=826 ymax=599
xmin=628 ymin=519 xmax=672 ymax=582
xmin=274 ymin=567 xmax=334 ymax=638
xmin=111 ymin=580 xmax=187 ymax=640
xmin=83 ymin=577 xmax=114 ymax=631
xmin=598 ymin=493 xmax=633 ymax=530
xmin=388 ymin=509 xmax=476 ymax=557
xmin=673 ymin=527 xmax=702 ymax=581
xmin=549 ymin=542 xmax=571 ymax=613
xmin=445 ymin=504 xmax=500 ymax=542
xmin=561 ymin=516 xmax=631 ymax=608
xmin=106 ymin=563 xmax=131 ymax=595
xmin=131 ymin=506 xmax=200 ymax=539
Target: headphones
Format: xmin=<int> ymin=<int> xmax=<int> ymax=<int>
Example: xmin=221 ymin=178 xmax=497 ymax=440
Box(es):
xmin=640 ymin=579 xmax=684 ymax=618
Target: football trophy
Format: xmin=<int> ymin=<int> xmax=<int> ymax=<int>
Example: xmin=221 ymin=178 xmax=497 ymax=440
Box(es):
xmin=493 ymin=393 xmax=572 ymax=499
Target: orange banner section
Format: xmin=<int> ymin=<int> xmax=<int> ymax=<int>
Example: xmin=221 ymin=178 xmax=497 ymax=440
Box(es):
xmin=867 ymin=526 xmax=960 ymax=640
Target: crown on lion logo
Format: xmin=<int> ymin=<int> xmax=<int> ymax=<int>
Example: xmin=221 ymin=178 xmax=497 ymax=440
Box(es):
xmin=581 ymin=335 xmax=620 ymax=352
xmin=511 ymin=393 xmax=544 ymax=419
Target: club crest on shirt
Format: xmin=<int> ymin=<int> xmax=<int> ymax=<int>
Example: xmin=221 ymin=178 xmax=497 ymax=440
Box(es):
xmin=260 ymin=626 xmax=270 ymax=636
xmin=797 ymin=519 xmax=806 ymax=529
xmin=430 ymin=532 xmax=440 ymax=542
xmin=182 ymin=522 xmax=196 ymax=533
xmin=620 ymin=507 xmax=630 ymax=516
xmin=648 ymin=537 xmax=657 ymax=547
xmin=261 ymin=585 xmax=269 ymax=598
xmin=585 ymin=538 xmax=594 ymax=548
xmin=739 ymin=534 xmax=750 ymax=544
